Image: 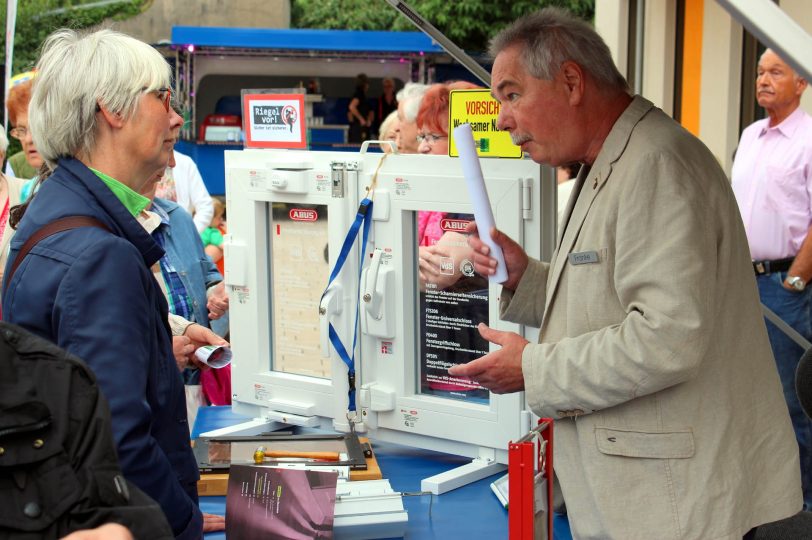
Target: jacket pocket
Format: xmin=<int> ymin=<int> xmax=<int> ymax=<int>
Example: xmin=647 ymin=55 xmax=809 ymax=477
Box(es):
xmin=595 ymin=427 xmax=694 ymax=459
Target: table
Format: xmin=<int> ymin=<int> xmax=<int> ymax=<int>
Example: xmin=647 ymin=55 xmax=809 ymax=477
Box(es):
xmin=194 ymin=406 xmax=572 ymax=539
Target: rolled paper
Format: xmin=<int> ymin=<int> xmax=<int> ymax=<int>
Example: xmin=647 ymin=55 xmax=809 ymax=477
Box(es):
xmin=194 ymin=344 xmax=233 ymax=369
xmin=453 ymin=122 xmax=508 ymax=283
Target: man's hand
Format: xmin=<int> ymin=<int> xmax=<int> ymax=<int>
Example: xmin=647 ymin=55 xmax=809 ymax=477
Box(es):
xmin=203 ymin=513 xmax=226 ymax=533
xmin=448 ymin=323 xmax=528 ymax=394
xmin=172 ymin=335 xmax=195 ymax=371
xmin=207 ymin=282 xmax=229 ymax=320
xmin=184 ymin=324 xmax=229 ymax=370
xmin=465 ymin=223 xmax=529 ymax=291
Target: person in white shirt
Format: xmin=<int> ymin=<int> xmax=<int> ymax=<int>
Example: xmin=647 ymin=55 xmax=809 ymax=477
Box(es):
xmin=156 ymin=149 xmax=214 ymax=232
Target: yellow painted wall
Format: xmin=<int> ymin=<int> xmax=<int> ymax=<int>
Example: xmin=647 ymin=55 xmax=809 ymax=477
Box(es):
xmin=680 ymin=0 xmax=703 ymax=135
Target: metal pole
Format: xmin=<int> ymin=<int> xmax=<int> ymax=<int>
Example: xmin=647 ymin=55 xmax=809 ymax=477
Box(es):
xmin=716 ymin=0 xmax=812 ymax=82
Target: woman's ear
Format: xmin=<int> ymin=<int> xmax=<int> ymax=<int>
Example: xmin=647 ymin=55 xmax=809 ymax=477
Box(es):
xmin=97 ymin=104 xmax=124 ymax=129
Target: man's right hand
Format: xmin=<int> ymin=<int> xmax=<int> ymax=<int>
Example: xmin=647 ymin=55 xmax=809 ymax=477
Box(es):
xmin=465 ymin=223 xmax=529 ymax=291
xmin=172 ymin=335 xmax=194 ymax=371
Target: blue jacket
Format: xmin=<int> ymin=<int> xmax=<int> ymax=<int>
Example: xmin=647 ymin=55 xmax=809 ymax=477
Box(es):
xmin=152 ymin=197 xmax=227 ymax=337
xmin=2 ymin=158 xmax=203 ymax=539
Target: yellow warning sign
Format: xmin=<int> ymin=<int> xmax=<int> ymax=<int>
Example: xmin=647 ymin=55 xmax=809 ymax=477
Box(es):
xmin=448 ymin=89 xmax=522 ymax=159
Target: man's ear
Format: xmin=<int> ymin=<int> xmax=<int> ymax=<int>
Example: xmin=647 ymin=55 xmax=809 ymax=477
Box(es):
xmin=796 ymin=76 xmax=808 ymax=97
xmin=97 ymin=104 xmax=124 ymax=129
xmin=560 ymin=61 xmax=584 ymax=106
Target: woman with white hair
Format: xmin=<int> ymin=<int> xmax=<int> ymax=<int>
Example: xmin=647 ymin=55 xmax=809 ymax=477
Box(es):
xmin=1 ymin=29 xmax=210 ymax=539
xmin=0 ymin=129 xmax=26 ymax=283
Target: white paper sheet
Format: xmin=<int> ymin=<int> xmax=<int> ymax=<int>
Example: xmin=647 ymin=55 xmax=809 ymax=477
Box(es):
xmin=453 ymin=123 xmax=508 ymax=283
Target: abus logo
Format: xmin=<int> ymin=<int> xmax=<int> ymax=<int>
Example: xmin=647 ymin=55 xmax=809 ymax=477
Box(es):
xmin=289 ymin=208 xmax=317 ymax=221
xmin=440 ymin=218 xmax=470 ymax=232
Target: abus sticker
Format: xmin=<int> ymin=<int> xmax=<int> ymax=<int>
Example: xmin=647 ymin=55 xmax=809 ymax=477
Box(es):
xmin=440 ymin=218 xmax=470 ymax=232
xmin=289 ymin=208 xmax=318 ymax=221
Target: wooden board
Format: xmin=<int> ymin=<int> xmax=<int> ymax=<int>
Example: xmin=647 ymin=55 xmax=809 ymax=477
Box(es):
xmin=197 ymin=437 xmax=382 ymax=496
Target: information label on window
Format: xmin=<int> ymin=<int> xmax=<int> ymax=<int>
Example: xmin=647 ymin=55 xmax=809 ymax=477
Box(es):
xmin=416 ymin=211 xmax=490 ymax=404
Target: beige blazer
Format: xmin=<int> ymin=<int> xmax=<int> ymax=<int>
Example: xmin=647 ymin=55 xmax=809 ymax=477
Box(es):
xmin=501 ymin=97 xmax=801 ymax=539
xmin=0 ymin=174 xmax=26 ymax=282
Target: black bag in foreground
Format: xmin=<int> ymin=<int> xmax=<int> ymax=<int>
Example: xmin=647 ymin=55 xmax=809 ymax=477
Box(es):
xmin=0 ymin=321 xmax=173 ymax=539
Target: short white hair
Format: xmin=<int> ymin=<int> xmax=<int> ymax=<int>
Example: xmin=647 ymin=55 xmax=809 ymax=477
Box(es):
xmin=29 ymin=28 xmax=172 ymax=168
xmin=379 ymin=110 xmax=399 ymax=139
xmin=396 ymin=82 xmax=430 ymax=123
xmin=0 ymin=129 xmax=8 ymax=155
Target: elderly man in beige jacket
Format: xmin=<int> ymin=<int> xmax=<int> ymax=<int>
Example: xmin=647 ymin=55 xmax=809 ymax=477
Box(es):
xmin=451 ymin=8 xmax=802 ymax=540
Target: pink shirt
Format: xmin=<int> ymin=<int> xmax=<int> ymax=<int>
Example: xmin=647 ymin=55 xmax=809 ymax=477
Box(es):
xmin=731 ymin=107 xmax=812 ymax=260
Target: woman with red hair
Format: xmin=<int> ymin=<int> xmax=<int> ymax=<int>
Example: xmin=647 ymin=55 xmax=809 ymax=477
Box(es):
xmin=5 ymin=78 xmax=44 ymax=183
xmin=415 ymin=81 xmax=480 ymax=156
xmin=415 ymin=81 xmax=482 ymax=247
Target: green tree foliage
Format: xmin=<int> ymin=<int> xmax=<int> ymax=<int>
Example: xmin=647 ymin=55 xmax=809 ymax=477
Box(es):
xmin=1 ymin=0 xmax=147 ymax=75
xmin=291 ymin=0 xmax=595 ymax=52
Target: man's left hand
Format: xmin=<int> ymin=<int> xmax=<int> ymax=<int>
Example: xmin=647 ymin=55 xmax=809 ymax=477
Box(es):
xmin=448 ymin=323 xmax=528 ymax=394
xmin=208 ymin=282 xmax=229 ymax=320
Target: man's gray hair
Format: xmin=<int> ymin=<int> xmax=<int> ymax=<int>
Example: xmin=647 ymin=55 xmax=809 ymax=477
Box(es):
xmin=489 ymin=7 xmax=629 ymax=92
xmin=29 ymin=28 xmax=172 ymax=168
xmin=396 ymin=82 xmax=430 ymax=122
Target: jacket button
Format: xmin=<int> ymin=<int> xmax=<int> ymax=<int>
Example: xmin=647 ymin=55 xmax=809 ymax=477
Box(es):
xmin=32 ymin=439 xmax=44 ymax=449
xmin=0 ymin=447 xmax=4 ymax=455
xmin=23 ymin=502 xmax=41 ymax=518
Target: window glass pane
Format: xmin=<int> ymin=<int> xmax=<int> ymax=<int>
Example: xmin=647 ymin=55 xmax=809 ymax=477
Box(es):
xmin=271 ymin=203 xmax=330 ymax=378
xmin=415 ymin=210 xmax=490 ymax=404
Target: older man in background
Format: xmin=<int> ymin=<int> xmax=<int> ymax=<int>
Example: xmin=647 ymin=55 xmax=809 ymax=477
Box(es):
xmin=732 ymin=48 xmax=812 ymax=509
xmin=452 ymin=8 xmax=801 ymax=539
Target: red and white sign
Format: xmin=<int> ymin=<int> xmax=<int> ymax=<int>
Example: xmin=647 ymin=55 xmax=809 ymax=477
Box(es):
xmin=243 ymin=92 xmax=306 ymax=149
xmin=289 ymin=208 xmax=318 ymax=222
xmin=440 ymin=218 xmax=471 ymax=232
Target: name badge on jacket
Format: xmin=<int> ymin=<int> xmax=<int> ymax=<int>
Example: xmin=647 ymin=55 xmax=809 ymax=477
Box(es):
xmin=568 ymin=250 xmax=599 ymax=265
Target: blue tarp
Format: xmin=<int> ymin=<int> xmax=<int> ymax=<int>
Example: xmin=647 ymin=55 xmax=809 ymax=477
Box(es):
xmin=171 ymin=26 xmax=444 ymax=54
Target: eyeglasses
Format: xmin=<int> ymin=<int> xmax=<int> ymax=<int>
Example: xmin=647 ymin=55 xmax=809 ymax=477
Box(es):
xmin=416 ymin=133 xmax=447 ymax=145
xmin=154 ymin=87 xmax=172 ymax=113
xmin=9 ymin=126 xmax=28 ymax=139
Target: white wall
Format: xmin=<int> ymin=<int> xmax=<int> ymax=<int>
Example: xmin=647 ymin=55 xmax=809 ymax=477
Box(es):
xmin=595 ymin=0 xmax=630 ymax=77
xmin=698 ymin=1 xmax=742 ymax=173
xmin=641 ymin=0 xmax=677 ymax=115
xmin=781 ymin=0 xmax=812 ymax=114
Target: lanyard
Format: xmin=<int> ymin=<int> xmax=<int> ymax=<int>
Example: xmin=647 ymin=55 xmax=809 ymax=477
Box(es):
xmin=322 ymin=198 xmax=373 ymax=413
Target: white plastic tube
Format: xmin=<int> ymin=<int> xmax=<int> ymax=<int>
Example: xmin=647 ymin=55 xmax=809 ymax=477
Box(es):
xmin=453 ymin=123 xmax=508 ymax=283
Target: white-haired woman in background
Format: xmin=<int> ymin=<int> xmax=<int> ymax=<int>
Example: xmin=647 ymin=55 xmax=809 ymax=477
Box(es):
xmin=1 ymin=28 xmax=223 ymax=538
xmin=378 ymin=110 xmax=399 ymax=153
xmin=0 ymin=129 xmax=26 ymax=284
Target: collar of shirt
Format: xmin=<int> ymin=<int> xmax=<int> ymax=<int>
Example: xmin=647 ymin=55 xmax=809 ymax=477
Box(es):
xmin=759 ymin=106 xmax=807 ymax=139
xmin=89 ymin=168 xmax=150 ymax=217
xmin=137 ymin=209 xmax=162 ymax=235
xmin=150 ymin=200 xmax=171 ymax=226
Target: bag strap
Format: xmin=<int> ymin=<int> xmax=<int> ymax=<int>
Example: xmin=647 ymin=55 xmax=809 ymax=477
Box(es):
xmin=4 ymin=216 xmax=111 ymax=294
